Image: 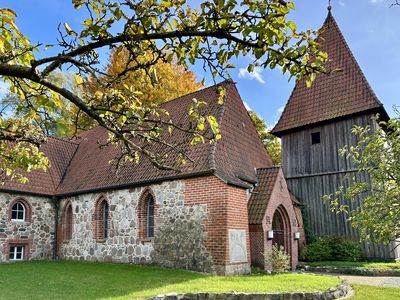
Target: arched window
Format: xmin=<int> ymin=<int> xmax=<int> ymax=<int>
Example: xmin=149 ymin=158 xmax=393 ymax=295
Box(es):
xmin=100 ymin=200 xmax=109 ymax=239
xmin=138 ymin=189 xmax=157 ymax=240
xmin=11 ymin=202 xmax=25 ymax=221
xmin=94 ymin=197 xmax=109 ymax=241
xmin=9 ymin=198 xmax=32 ymax=223
xmin=64 ymin=203 xmax=73 ymax=241
xmin=147 ymin=196 xmax=155 ymax=238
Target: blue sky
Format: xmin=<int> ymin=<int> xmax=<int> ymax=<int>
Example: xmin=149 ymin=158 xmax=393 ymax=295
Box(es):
xmin=1 ymin=0 xmax=399 ymax=126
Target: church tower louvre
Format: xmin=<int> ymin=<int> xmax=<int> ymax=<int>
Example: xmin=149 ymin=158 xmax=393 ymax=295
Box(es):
xmin=272 ymin=9 xmax=396 ymax=260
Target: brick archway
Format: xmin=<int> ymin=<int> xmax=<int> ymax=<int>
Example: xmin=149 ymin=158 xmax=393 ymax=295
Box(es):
xmin=137 ymin=188 xmax=158 ymax=240
xmin=93 ymin=196 xmax=110 ymax=241
xmin=61 ymin=201 xmax=73 ymax=242
xmin=8 ymin=197 xmax=32 ymax=223
xmin=271 ymin=205 xmax=291 ymax=256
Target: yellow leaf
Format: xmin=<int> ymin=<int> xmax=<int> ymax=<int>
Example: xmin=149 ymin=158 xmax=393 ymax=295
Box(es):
xmin=1 ymin=8 xmax=17 ymax=17
xmin=75 ymin=74 xmax=84 ymax=85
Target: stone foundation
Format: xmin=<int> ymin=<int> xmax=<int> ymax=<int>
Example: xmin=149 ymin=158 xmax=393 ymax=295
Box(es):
xmin=148 ymin=280 xmax=351 ymax=300
xmin=215 ymin=263 xmax=251 ymax=275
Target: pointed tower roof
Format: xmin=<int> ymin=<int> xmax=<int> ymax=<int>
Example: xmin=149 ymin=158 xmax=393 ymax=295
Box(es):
xmin=272 ymin=12 xmax=388 ymax=136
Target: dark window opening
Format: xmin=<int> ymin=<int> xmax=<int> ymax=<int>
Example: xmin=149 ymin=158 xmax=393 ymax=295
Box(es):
xmin=101 ymin=201 xmax=109 ymax=239
xmin=311 ymin=132 xmax=321 ymax=144
xmin=11 ymin=202 xmax=25 ymax=221
xmin=147 ymin=196 xmax=155 ymax=238
xmin=10 ymin=246 xmax=24 ymax=261
xmin=65 ymin=204 xmax=73 ymax=240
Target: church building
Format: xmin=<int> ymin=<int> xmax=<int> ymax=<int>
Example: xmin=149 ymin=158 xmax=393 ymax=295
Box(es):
xmin=0 ymin=9 xmax=398 ymax=274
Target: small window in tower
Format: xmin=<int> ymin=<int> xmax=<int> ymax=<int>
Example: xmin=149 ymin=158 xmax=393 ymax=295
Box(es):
xmin=311 ymin=132 xmax=321 ymax=145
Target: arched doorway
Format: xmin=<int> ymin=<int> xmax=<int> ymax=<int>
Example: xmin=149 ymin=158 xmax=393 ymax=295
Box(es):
xmin=271 ymin=206 xmax=291 ymax=255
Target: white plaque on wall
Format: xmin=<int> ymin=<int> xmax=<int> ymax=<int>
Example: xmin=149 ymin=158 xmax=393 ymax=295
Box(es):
xmin=229 ymin=229 xmax=247 ymax=263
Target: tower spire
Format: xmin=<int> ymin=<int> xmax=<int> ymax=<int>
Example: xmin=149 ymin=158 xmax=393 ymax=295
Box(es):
xmin=328 ymin=0 xmax=332 ymax=14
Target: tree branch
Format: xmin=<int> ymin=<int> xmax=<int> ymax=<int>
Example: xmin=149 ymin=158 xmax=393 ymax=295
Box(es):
xmin=0 ymin=62 xmax=181 ymax=171
xmin=32 ymin=30 xmax=290 ymax=76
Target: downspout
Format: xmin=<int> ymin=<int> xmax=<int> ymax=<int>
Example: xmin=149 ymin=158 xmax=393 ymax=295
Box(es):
xmin=51 ymin=196 xmax=60 ymax=260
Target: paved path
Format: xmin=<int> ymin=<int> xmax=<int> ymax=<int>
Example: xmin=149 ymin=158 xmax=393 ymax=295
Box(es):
xmin=339 ymin=274 xmax=400 ymax=288
xmin=308 ymin=271 xmax=400 ymax=288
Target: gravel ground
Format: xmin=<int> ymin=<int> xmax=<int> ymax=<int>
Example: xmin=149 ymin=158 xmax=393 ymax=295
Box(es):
xmin=339 ymin=275 xmax=400 ymax=288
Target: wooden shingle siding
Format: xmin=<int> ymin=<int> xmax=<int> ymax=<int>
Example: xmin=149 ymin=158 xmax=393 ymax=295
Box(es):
xmin=282 ymin=115 xmax=393 ymax=259
xmin=282 ymin=114 xmax=377 ymax=178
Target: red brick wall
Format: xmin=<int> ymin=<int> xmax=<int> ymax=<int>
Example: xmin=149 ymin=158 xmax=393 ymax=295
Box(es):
xmin=262 ymin=169 xmax=300 ymax=270
xmin=249 ymin=224 xmax=264 ymax=267
xmin=184 ymin=175 xmax=250 ymax=270
xmin=226 ymin=184 xmax=251 ymax=265
xmin=294 ymin=206 xmax=306 ymax=254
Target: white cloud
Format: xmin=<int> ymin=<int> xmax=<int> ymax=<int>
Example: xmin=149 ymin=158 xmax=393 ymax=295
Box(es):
xmin=243 ymin=101 xmax=252 ymax=111
xmin=277 ymin=106 xmax=284 ymax=113
xmin=238 ymin=66 xmax=266 ymax=84
xmin=370 ymin=0 xmax=384 ymax=3
xmin=339 ymin=1 xmax=345 ymax=7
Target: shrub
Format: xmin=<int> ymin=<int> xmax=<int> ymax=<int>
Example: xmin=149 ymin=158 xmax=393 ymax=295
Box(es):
xmin=301 ymin=236 xmax=361 ymax=262
xmin=265 ymin=245 xmax=290 ymax=273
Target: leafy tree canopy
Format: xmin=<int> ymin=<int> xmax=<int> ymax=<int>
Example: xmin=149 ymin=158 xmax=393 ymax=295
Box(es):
xmin=0 ymin=0 xmax=327 ymax=183
xmin=248 ymin=110 xmax=281 ymax=165
xmin=1 ymin=49 xmax=204 ymax=137
xmin=324 ymin=110 xmax=400 ymax=246
xmin=77 ymin=47 xmax=204 ymax=132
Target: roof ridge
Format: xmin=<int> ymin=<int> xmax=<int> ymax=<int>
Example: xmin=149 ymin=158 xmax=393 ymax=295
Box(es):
xmin=44 ymin=136 xmax=80 ymax=193
xmin=159 ymin=79 xmax=233 ymax=107
xmin=207 ymin=82 xmax=233 ymax=171
xmin=47 ymin=135 xmax=80 ymax=146
xmin=54 ymin=142 xmax=81 ymax=192
xmin=67 ymin=79 xmax=233 ymax=140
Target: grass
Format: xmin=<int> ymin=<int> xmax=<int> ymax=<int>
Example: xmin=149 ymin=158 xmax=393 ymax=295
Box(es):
xmin=351 ymin=284 xmax=400 ymax=299
xmin=0 ymin=261 xmax=341 ymax=300
xmin=306 ymin=261 xmax=400 ymax=270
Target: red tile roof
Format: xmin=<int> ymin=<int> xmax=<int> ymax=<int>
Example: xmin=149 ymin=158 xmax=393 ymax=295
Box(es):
xmin=213 ymin=84 xmax=273 ymax=187
xmin=1 ymin=81 xmax=273 ymax=196
xmin=0 ymin=137 xmax=78 ymax=195
xmin=247 ymin=167 xmax=280 ymax=224
xmin=272 ymin=13 xmax=388 ymax=136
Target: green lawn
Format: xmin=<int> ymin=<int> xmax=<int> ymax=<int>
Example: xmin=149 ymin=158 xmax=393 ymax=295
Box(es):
xmin=0 ymin=261 xmax=341 ymax=300
xmin=306 ymin=261 xmax=400 ymax=270
xmin=351 ymin=284 xmax=400 ymax=299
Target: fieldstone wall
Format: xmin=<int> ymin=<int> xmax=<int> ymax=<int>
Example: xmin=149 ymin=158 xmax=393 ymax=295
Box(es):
xmin=0 ymin=192 xmax=55 ymax=262
xmin=151 ymin=204 xmax=214 ymax=273
xmin=148 ymin=280 xmax=351 ymax=300
xmin=59 ymin=180 xmax=213 ymax=271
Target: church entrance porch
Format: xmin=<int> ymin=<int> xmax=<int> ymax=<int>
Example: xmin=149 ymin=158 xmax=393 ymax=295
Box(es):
xmin=248 ymin=167 xmax=303 ymax=271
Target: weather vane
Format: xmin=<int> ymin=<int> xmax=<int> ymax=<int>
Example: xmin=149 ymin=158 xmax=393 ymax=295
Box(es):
xmin=328 ymin=0 xmax=332 ymax=12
